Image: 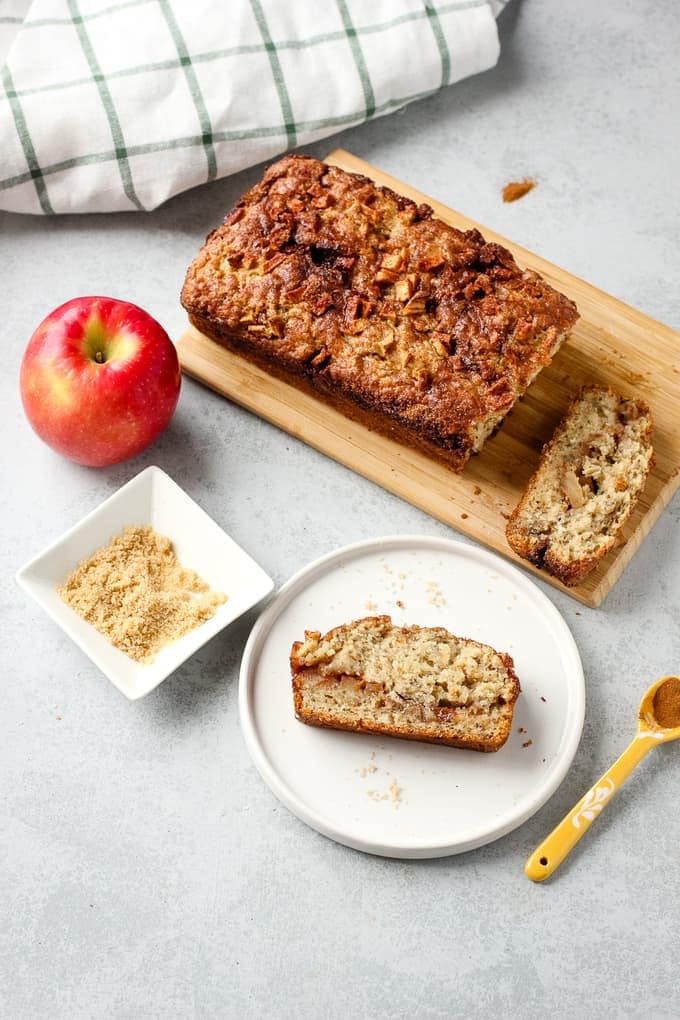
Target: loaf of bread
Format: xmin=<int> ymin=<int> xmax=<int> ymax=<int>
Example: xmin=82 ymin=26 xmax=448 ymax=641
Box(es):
xmin=181 ymin=155 xmax=579 ymax=471
xmin=506 ymin=386 xmax=654 ymax=585
xmin=290 ymin=616 xmax=520 ymax=752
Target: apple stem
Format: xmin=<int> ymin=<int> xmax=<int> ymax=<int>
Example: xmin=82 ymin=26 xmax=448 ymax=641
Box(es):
xmin=95 ymin=350 xmax=104 ymax=364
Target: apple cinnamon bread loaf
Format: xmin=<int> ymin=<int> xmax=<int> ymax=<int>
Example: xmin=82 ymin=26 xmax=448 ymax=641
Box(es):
xmin=181 ymin=155 xmax=579 ymax=470
xmin=290 ymin=616 xmax=520 ymax=752
xmin=506 ymin=386 xmax=654 ymax=585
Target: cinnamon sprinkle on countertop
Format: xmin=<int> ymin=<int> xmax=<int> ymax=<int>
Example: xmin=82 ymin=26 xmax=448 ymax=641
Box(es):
xmin=57 ymin=525 xmax=227 ymax=664
xmin=502 ymin=179 xmax=536 ymax=203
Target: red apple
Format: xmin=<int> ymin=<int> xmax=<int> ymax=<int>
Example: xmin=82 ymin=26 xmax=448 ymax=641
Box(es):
xmin=20 ymin=296 xmax=181 ymax=467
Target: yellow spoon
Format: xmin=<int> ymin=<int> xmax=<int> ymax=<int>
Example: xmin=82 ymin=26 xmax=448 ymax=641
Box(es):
xmin=526 ymin=675 xmax=680 ymax=882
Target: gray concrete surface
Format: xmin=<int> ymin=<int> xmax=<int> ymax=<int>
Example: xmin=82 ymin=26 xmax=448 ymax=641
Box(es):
xmin=2 ymin=1 xmax=679 ymax=1017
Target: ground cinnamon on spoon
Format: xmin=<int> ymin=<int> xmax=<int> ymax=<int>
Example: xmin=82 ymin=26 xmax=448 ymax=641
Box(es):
xmin=57 ymin=526 xmax=227 ymax=664
xmin=652 ymin=677 xmax=680 ymax=729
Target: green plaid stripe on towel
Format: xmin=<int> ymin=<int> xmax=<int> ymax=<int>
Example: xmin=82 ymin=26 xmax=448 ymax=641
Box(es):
xmin=0 ymin=0 xmax=505 ymax=214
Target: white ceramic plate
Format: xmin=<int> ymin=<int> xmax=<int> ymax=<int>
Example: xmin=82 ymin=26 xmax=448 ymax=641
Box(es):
xmin=240 ymin=535 xmax=584 ymax=858
xmin=17 ymin=466 xmax=273 ymax=700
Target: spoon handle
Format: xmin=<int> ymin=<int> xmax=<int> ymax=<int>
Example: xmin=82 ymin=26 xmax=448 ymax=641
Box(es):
xmin=525 ymin=734 xmax=657 ymax=882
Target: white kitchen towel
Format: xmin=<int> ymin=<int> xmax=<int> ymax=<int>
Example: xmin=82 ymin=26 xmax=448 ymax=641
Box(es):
xmin=0 ymin=0 xmax=506 ymax=214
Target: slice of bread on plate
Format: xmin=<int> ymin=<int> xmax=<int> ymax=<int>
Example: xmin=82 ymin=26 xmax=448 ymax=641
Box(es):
xmin=290 ymin=616 xmax=519 ymax=752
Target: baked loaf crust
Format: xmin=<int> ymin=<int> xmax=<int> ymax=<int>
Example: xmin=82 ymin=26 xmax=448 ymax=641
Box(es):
xmin=181 ymin=155 xmax=579 ymax=470
xmin=506 ymin=386 xmax=654 ymax=585
xmin=290 ymin=616 xmax=520 ymax=752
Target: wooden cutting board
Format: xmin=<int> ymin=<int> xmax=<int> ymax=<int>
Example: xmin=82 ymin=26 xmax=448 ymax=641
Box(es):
xmin=177 ymin=149 xmax=680 ymax=607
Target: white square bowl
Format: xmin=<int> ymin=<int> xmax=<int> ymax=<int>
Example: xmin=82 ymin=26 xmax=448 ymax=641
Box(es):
xmin=16 ymin=466 xmax=274 ymax=700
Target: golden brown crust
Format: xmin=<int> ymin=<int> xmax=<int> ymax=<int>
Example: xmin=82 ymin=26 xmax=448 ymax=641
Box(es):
xmin=181 ymin=155 xmax=579 ymax=471
xmin=506 ymin=385 xmax=654 ymax=585
xmin=186 ymin=309 xmax=473 ymax=468
xmin=290 ymin=616 xmax=520 ymax=752
xmin=288 ymin=698 xmax=501 ymax=753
